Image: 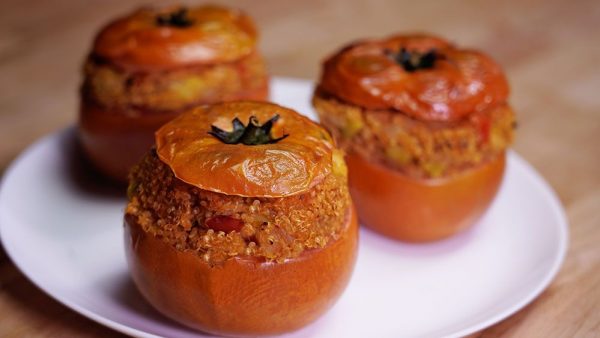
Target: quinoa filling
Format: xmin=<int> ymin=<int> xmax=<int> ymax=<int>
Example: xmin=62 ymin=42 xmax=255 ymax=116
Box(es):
xmin=125 ymin=151 xmax=351 ymax=265
xmin=313 ymin=89 xmax=515 ymax=178
xmin=82 ymin=52 xmax=268 ymax=112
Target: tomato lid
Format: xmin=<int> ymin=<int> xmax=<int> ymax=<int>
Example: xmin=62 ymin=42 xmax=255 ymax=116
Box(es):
xmin=319 ymin=34 xmax=509 ymax=122
xmin=93 ymin=5 xmax=257 ymax=71
xmin=155 ymin=101 xmax=335 ymax=197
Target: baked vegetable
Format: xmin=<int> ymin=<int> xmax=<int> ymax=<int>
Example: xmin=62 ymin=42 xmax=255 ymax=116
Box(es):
xmin=78 ymin=5 xmax=268 ymax=182
xmin=125 ymin=101 xmax=358 ymax=335
xmin=313 ymin=34 xmax=515 ymax=241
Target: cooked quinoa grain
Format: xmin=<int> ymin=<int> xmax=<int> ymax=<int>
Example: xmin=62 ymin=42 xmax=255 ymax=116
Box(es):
xmin=126 ymin=151 xmax=351 ymax=265
xmin=83 ymin=52 xmax=268 ymax=113
xmin=313 ymin=89 xmax=515 ymax=178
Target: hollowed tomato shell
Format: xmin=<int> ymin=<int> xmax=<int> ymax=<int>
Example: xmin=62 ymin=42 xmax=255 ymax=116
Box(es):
xmin=124 ymin=205 xmax=358 ymax=336
xmin=347 ymin=152 xmax=505 ymax=242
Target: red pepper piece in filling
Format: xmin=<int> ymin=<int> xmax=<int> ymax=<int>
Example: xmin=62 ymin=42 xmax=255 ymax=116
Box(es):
xmin=472 ymin=114 xmax=491 ymax=145
xmin=205 ymin=215 xmax=245 ymax=233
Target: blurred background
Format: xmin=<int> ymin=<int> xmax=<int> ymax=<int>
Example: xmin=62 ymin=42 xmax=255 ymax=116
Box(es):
xmin=0 ymin=0 xmax=598 ymax=337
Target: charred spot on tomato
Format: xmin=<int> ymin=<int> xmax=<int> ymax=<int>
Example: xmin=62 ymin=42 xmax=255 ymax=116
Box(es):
xmin=385 ymin=48 xmax=439 ymax=72
xmin=209 ymin=115 xmax=289 ymax=145
xmin=205 ymin=215 xmax=245 ymax=233
xmin=156 ymin=8 xmax=194 ymax=28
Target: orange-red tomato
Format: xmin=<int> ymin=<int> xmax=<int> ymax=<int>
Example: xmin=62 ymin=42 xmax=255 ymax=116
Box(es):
xmin=93 ymin=5 xmax=257 ymax=71
xmin=78 ymin=102 xmax=181 ymax=182
xmin=124 ymin=204 xmax=358 ymax=336
xmin=80 ymin=5 xmax=268 ymax=183
xmin=319 ymin=34 xmax=509 ymax=122
xmin=347 ymin=152 xmax=506 ymax=242
xmin=155 ymin=101 xmax=336 ymax=197
xmin=316 ymin=34 xmax=512 ymax=241
xmin=126 ymin=101 xmax=357 ymax=335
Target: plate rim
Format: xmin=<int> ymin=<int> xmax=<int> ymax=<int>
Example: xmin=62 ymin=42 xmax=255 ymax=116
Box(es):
xmin=0 ymin=77 xmax=569 ymax=338
xmin=444 ymin=151 xmax=569 ymax=337
xmin=0 ymin=129 xmax=166 ymax=338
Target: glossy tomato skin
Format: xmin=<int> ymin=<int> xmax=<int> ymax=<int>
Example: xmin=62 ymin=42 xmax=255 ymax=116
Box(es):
xmin=79 ymin=88 xmax=270 ymax=184
xmin=78 ymin=102 xmax=181 ymax=183
xmin=79 ymin=5 xmax=268 ymax=183
xmin=93 ymin=5 xmax=259 ymax=71
xmin=124 ymin=205 xmax=358 ymax=336
xmin=154 ymin=101 xmax=335 ymax=198
xmin=319 ymin=34 xmax=509 ymax=123
xmin=347 ymin=152 xmax=506 ymax=242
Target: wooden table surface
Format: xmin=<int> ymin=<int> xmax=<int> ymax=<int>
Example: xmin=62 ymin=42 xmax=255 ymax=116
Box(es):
xmin=0 ymin=0 xmax=598 ymax=337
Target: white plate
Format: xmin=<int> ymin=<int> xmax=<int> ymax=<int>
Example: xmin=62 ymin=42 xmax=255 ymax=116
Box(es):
xmin=0 ymin=78 xmax=568 ymax=338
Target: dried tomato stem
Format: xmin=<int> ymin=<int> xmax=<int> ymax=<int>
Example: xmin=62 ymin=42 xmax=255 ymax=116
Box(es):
xmin=156 ymin=8 xmax=194 ymax=28
xmin=386 ymin=48 xmax=438 ymax=72
xmin=209 ymin=115 xmax=289 ymax=145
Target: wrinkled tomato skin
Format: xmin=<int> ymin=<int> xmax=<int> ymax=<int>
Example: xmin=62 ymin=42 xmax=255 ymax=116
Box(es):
xmin=94 ymin=5 xmax=258 ymax=71
xmin=319 ymin=34 xmax=509 ymax=122
xmin=347 ymin=152 xmax=506 ymax=242
xmin=155 ymin=101 xmax=335 ymax=198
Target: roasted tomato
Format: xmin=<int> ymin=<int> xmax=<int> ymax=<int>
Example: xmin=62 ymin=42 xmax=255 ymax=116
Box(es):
xmin=155 ymin=101 xmax=336 ymax=197
xmin=319 ymin=34 xmax=509 ymax=122
xmin=125 ymin=101 xmax=358 ymax=335
xmin=93 ymin=5 xmax=258 ymax=71
xmin=314 ymin=34 xmax=514 ymax=242
xmin=78 ymin=5 xmax=268 ymax=183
